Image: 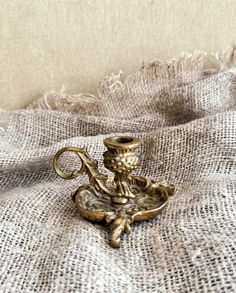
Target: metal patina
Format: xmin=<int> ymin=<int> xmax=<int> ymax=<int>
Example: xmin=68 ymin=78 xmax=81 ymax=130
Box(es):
xmin=53 ymin=136 xmax=174 ymax=248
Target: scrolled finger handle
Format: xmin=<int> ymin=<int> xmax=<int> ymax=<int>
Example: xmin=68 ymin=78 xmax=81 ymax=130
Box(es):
xmin=53 ymin=147 xmax=86 ymax=180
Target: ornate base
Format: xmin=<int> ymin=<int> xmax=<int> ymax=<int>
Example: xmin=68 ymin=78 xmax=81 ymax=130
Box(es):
xmin=73 ymin=176 xmax=174 ymax=248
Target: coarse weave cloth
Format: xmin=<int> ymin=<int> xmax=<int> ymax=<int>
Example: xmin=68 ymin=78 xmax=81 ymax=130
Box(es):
xmin=0 ymin=52 xmax=236 ymax=292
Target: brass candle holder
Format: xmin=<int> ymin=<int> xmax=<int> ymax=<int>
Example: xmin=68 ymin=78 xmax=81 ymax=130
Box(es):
xmin=53 ymin=136 xmax=174 ymax=248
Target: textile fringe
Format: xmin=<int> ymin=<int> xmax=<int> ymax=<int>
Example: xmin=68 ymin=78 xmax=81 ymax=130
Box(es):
xmin=28 ymin=48 xmax=236 ymax=112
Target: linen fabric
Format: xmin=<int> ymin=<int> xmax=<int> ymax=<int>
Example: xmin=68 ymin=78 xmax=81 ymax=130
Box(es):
xmin=0 ymin=53 xmax=236 ymax=292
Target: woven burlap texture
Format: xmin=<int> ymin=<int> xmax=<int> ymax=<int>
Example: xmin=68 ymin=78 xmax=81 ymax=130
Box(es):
xmin=0 ymin=52 xmax=236 ymax=292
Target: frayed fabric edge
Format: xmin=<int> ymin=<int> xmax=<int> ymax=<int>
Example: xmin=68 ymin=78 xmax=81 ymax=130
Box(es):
xmin=27 ymin=48 xmax=236 ymax=112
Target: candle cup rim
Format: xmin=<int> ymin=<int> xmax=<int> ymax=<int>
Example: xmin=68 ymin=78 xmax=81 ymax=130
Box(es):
xmin=104 ymin=136 xmax=141 ymax=150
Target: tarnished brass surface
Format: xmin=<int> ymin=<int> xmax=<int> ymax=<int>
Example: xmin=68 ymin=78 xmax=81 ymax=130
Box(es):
xmin=53 ymin=136 xmax=174 ymax=248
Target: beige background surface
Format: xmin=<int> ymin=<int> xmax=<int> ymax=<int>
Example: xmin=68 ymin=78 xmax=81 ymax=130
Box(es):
xmin=0 ymin=0 xmax=235 ymax=109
